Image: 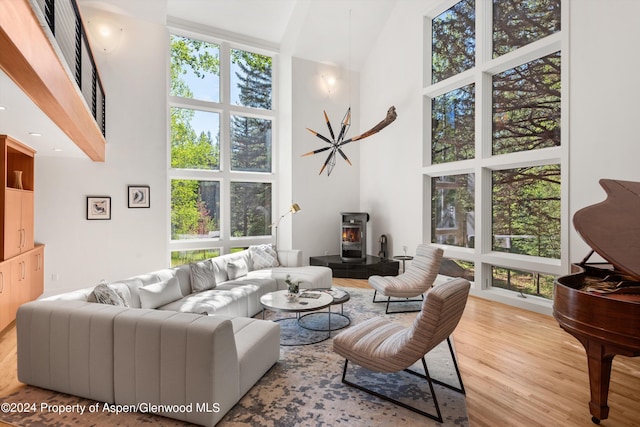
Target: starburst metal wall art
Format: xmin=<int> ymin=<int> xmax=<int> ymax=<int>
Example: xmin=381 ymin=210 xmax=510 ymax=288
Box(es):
xmin=303 ymin=106 xmax=398 ymax=176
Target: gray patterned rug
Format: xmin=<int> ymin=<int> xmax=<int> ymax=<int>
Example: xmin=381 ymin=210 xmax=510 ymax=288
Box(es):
xmin=0 ymin=287 xmax=469 ymax=426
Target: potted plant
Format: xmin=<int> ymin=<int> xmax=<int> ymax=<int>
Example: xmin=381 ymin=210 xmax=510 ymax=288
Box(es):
xmin=285 ymin=274 xmax=301 ymax=300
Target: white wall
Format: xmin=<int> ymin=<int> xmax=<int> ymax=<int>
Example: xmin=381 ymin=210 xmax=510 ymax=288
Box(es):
xmin=36 ymin=8 xmax=169 ymax=294
xmin=291 ymin=58 xmax=361 ymax=261
xmin=567 ymin=0 xmax=640 ymax=259
xmin=359 ymin=0 xmax=429 ymax=258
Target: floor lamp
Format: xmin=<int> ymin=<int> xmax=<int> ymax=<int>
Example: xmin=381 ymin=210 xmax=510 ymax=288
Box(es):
xmin=273 ymin=203 xmax=301 ymax=251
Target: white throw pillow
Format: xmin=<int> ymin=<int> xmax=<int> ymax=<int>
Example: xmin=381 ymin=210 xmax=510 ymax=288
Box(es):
xmin=227 ymin=259 xmax=248 ymax=280
xmin=189 ymin=259 xmax=216 ymax=293
xmin=249 ymin=244 xmax=280 ymax=270
xmin=138 ymin=276 xmax=183 ymax=309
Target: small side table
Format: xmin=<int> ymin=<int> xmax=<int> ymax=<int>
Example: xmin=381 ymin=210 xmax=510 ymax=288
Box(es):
xmin=393 ymin=255 xmax=414 ymax=273
xmin=298 ymin=289 xmax=351 ymax=332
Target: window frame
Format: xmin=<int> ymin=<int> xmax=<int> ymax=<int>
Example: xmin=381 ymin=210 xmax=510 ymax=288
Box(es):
xmin=422 ymin=0 xmax=569 ymax=310
xmin=167 ymin=25 xmax=279 ymax=261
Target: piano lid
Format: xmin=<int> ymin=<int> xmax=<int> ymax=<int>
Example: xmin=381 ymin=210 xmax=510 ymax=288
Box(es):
xmin=574 ymin=179 xmax=640 ymax=281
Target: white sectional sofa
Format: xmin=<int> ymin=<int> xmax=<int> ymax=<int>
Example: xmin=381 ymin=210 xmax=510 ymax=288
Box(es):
xmin=16 ymin=247 xmax=333 ymax=426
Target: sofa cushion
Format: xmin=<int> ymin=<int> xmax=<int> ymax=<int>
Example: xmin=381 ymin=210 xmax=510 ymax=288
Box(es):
xmin=138 ymin=277 xmax=183 ymax=309
xmin=189 ymin=260 xmax=216 ymax=293
xmin=227 ymin=259 xmax=248 ymax=280
xmin=249 ymin=244 xmax=280 ymax=269
xmin=93 ymin=283 xmax=129 ymax=307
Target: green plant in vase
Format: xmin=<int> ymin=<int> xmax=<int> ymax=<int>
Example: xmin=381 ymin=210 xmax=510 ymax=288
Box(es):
xmin=285 ymin=274 xmax=301 ymax=299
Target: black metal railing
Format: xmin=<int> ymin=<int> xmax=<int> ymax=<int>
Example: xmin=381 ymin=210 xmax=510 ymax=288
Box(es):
xmin=33 ymin=0 xmax=106 ymax=137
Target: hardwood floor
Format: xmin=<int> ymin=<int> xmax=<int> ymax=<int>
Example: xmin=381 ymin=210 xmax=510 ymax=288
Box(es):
xmin=334 ymin=278 xmax=640 ymax=427
xmin=1 ymin=278 xmax=638 ymax=426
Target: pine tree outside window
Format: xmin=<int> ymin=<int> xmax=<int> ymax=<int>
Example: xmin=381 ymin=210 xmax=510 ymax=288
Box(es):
xmin=424 ymin=0 xmax=566 ymax=304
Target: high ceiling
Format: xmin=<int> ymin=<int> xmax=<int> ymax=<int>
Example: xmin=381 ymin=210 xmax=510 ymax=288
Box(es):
xmin=166 ymin=0 xmax=398 ymax=71
xmin=0 ymin=0 xmax=398 ymax=158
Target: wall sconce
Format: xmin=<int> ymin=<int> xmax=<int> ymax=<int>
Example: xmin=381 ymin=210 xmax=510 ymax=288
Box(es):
xmin=86 ymin=18 xmax=124 ymax=54
xmin=321 ymin=74 xmax=337 ymax=94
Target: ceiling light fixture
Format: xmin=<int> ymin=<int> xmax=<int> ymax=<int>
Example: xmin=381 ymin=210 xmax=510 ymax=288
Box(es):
xmin=28 ymin=132 xmax=42 ymax=137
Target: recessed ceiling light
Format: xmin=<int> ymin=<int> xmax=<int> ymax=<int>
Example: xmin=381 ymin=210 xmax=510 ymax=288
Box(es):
xmin=53 ymin=148 xmax=63 ymax=152
xmin=0 ymin=106 xmax=6 ymax=110
xmin=28 ymin=132 xmax=42 ymax=136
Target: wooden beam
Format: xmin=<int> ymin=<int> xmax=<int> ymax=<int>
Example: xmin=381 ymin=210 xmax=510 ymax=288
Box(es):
xmin=0 ymin=0 xmax=106 ymax=161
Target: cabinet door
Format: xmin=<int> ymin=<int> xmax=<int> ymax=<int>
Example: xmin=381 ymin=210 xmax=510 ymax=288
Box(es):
xmin=11 ymin=253 xmax=31 ymax=307
xmin=4 ymin=190 xmax=22 ymax=259
xmin=29 ymin=246 xmax=44 ymax=301
xmin=21 ymin=192 xmax=34 ymax=253
xmin=0 ymin=261 xmax=12 ymax=332
xmin=3 ymin=190 xmax=34 ymax=259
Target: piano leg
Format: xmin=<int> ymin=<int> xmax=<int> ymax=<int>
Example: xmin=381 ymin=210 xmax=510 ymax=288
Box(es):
xmin=585 ymin=341 xmax=614 ymax=423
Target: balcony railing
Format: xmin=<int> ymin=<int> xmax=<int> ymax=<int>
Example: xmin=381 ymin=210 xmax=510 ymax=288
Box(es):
xmin=32 ymin=0 xmax=106 ymax=137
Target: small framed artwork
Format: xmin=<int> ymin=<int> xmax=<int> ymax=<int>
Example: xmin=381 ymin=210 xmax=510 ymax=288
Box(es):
xmin=87 ymin=196 xmax=111 ymax=220
xmin=128 ymin=185 xmax=150 ymax=208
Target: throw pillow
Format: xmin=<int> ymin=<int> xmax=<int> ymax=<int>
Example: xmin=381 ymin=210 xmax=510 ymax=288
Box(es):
xmin=249 ymin=244 xmax=280 ymax=270
xmin=227 ymin=259 xmax=248 ymax=280
xmin=189 ymin=259 xmax=216 ymax=293
xmin=93 ymin=283 xmax=128 ymax=307
xmin=108 ymin=282 xmax=132 ymax=307
xmin=138 ymin=276 xmax=183 ymax=309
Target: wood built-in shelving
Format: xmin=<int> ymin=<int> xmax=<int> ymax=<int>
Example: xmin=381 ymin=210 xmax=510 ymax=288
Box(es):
xmin=0 ymin=135 xmax=44 ymax=332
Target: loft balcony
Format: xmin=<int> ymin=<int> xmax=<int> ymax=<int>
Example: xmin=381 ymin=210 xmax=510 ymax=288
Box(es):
xmin=0 ymin=0 xmax=106 ymax=161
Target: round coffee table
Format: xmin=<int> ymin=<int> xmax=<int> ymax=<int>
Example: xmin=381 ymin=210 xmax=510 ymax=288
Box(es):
xmin=260 ymin=290 xmax=333 ymax=346
xmin=297 ymin=289 xmax=351 ymax=331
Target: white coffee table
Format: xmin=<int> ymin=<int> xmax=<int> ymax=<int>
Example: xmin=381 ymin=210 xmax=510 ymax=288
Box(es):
xmin=260 ymin=290 xmax=333 ymax=345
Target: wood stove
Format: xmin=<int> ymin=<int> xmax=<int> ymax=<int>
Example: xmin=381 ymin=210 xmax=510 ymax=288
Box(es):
xmin=341 ymin=212 xmax=369 ymax=262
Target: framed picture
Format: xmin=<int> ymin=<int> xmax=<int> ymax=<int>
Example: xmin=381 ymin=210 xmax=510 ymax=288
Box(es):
xmin=87 ymin=196 xmax=111 ymax=220
xmin=128 ymin=185 xmax=150 ymax=208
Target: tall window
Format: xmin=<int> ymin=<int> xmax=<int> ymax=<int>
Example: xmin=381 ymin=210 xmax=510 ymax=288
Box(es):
xmin=169 ymin=32 xmax=276 ymax=266
xmin=424 ymin=0 xmax=564 ymax=302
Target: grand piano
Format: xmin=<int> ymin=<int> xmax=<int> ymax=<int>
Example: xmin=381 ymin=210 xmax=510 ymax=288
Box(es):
xmin=554 ymin=179 xmax=640 ymax=424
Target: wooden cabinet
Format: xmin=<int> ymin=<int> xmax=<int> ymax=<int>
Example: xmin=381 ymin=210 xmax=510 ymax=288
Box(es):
xmin=29 ymin=245 xmax=44 ymax=301
xmin=0 ymin=262 xmax=12 ymax=332
xmin=0 ymin=245 xmax=44 ymax=331
xmin=0 ymin=135 xmax=43 ymax=332
xmin=2 ymin=135 xmax=36 ymax=260
xmin=11 ymin=252 xmax=31 ymax=311
xmin=5 ymin=189 xmax=34 ymax=258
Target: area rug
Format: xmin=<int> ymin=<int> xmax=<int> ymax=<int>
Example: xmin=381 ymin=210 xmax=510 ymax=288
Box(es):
xmin=0 ymin=287 xmax=469 ymax=426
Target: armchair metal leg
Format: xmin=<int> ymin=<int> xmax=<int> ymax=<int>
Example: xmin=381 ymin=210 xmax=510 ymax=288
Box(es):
xmin=340 ymin=337 xmax=465 ymax=422
xmin=372 ymin=290 xmax=424 ymax=314
xmin=341 ymin=357 xmax=443 ymax=422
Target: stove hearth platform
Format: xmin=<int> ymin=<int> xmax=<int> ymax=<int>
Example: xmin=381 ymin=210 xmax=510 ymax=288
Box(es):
xmin=309 ymin=255 xmax=399 ymax=279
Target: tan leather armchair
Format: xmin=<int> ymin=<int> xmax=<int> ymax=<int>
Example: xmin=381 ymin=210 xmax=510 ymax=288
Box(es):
xmin=333 ymin=277 xmax=470 ymax=422
xmin=369 ymin=243 xmax=444 ymax=313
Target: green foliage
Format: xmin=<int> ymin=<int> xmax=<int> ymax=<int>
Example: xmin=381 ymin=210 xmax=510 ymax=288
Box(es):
xmin=170 ymin=35 xmax=219 ymax=97
xmin=492 ymin=266 xmax=555 ymax=299
xmin=171 ymin=179 xmax=200 ymax=239
xmin=493 ymin=0 xmax=561 ymax=57
xmin=432 ymin=0 xmax=475 ymax=84
xmin=492 ymin=52 xmax=561 ymax=155
xmin=170 ymin=38 xmax=274 ymax=241
xmin=171 ymin=248 xmax=220 ymax=267
xmin=432 ymin=84 xmax=475 ymax=164
xmin=170 ymin=108 xmax=219 ymax=170
xmin=492 ymin=165 xmax=561 ymax=259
